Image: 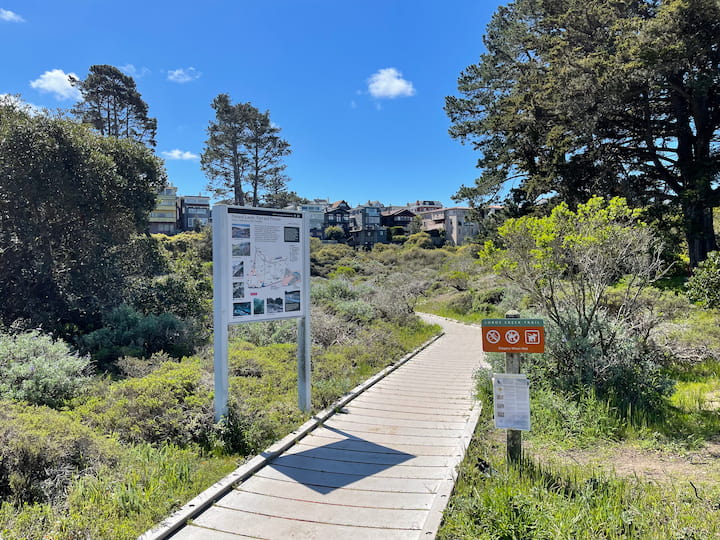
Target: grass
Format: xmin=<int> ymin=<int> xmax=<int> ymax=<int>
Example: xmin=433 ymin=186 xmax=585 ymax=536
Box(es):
xmin=415 ymin=293 xmax=505 ymax=324
xmin=439 ymin=422 xmax=720 ymax=539
xmin=0 ymin=445 xmax=238 ymax=540
xmin=438 ymin=387 xmax=720 ymax=540
xmin=439 ymin=336 xmax=720 ymax=538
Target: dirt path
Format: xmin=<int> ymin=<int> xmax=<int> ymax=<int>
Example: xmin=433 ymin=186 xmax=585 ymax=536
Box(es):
xmin=528 ymin=440 xmax=720 ymax=486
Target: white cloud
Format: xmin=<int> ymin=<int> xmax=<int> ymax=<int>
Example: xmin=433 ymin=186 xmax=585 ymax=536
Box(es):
xmin=162 ymin=149 xmax=199 ymax=160
xmin=29 ymin=69 xmax=81 ymax=101
xmin=120 ymin=64 xmax=150 ymax=78
xmin=367 ymin=68 xmax=416 ymax=99
xmin=167 ymin=67 xmax=201 ymax=83
xmin=0 ymin=9 xmax=24 ymax=22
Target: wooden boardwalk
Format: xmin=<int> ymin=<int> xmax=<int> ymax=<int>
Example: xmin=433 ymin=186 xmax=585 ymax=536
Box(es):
xmin=158 ymin=314 xmax=486 ymax=539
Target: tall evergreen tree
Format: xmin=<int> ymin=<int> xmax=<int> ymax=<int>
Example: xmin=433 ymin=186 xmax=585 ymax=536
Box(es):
xmin=201 ymin=94 xmax=291 ymax=207
xmin=71 ymin=64 xmax=157 ymax=147
xmin=446 ymin=0 xmax=720 ymax=267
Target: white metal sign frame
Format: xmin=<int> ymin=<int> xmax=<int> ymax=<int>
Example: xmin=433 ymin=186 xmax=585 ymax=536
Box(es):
xmin=212 ymin=205 xmax=311 ymax=420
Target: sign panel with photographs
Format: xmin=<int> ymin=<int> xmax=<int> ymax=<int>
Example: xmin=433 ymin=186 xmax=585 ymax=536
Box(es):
xmin=214 ymin=206 xmax=309 ymax=323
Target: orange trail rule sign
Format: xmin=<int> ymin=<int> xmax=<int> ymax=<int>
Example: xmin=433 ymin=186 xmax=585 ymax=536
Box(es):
xmin=481 ymin=318 xmax=545 ymax=354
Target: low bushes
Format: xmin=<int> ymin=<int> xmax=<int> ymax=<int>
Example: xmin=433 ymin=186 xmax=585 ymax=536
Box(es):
xmin=0 ymin=331 xmax=91 ymax=408
xmin=534 ymin=312 xmax=674 ymax=411
xmin=0 ymin=402 xmax=119 ymax=505
xmin=75 ymin=358 xmax=214 ymax=447
xmin=686 ymin=251 xmax=720 ymax=308
xmin=77 ymin=305 xmax=199 ymax=369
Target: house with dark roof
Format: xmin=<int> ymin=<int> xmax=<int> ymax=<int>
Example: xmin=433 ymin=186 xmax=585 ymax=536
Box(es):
xmin=381 ymin=207 xmax=416 ymax=231
xmin=323 ymin=200 xmax=351 ymax=238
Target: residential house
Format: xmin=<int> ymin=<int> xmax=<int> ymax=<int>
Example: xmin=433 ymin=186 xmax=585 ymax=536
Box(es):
xmin=407 ymin=200 xmax=443 ymax=213
xmin=178 ymin=195 xmax=211 ymax=231
xmin=148 ymin=185 xmax=178 ymax=234
xmin=349 ymin=204 xmax=387 ymax=248
xmin=323 ymin=200 xmax=351 ymax=238
xmin=381 ymin=208 xmax=417 ymax=232
xmin=420 ymin=206 xmax=479 ymax=246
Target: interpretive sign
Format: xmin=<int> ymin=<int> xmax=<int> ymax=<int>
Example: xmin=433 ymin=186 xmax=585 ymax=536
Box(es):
xmin=481 ymin=318 xmax=545 ymax=353
xmin=492 ymin=373 xmax=531 ymax=431
xmin=212 ymin=205 xmax=311 ymax=418
xmin=214 ymin=206 xmax=308 ymax=322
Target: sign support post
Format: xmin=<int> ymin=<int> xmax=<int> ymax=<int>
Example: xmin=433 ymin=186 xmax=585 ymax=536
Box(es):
xmin=504 ymin=310 xmax=522 ymax=464
xmin=296 ymin=212 xmax=312 ymax=412
xmin=297 ymin=316 xmax=311 ymax=412
xmin=481 ymin=312 xmax=544 ymax=467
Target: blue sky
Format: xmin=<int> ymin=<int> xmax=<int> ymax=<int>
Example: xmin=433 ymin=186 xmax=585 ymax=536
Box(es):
xmin=1 ymin=1 xmax=502 ymax=207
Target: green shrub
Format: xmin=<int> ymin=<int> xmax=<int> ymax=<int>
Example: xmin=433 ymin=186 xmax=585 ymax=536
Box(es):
xmin=311 ymin=277 xmax=373 ymax=305
xmin=391 ymin=234 xmax=407 ymax=244
xmin=328 ymin=265 xmax=357 ymax=279
xmin=399 ymin=246 xmax=449 ymax=269
xmin=686 ymin=251 xmax=720 ymax=307
xmin=323 ymin=225 xmax=345 ymax=241
xmin=230 ymin=319 xmax=296 ymax=347
xmin=529 ymin=312 xmax=674 ymax=411
xmin=310 ymin=243 xmax=355 ymax=277
xmin=445 ymin=270 xmax=470 ymax=291
xmin=0 ymin=331 xmax=91 ymax=408
xmin=0 ymin=402 xmax=119 ymax=504
xmin=309 ymin=305 xmax=357 ymax=347
xmin=75 ymin=358 xmax=214 ymax=447
xmin=447 ymin=292 xmax=474 ymax=315
xmin=405 ymin=231 xmax=434 ymax=249
xmin=77 ymin=305 xmax=199 ymax=368
xmin=334 ymin=299 xmax=376 ymax=323
xmin=474 ymin=287 xmax=504 ymax=305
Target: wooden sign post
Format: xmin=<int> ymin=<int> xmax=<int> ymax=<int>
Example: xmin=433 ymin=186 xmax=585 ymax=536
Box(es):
xmin=482 ymin=312 xmax=545 ymax=464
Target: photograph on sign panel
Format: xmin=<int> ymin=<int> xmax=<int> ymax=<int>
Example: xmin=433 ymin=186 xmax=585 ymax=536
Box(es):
xmin=285 ymin=290 xmax=300 ymax=312
xmin=267 ymin=297 xmax=284 ymax=313
xmin=283 ymin=226 xmax=300 ymax=242
xmin=253 ymin=298 xmax=265 ymax=315
xmin=232 ymin=282 xmax=244 ymax=299
xmin=232 ymin=224 xmax=251 ymax=239
xmin=233 ymin=302 xmax=251 ymax=316
xmin=232 ymin=261 xmax=244 ymax=278
xmin=232 ymin=242 xmax=251 ymax=257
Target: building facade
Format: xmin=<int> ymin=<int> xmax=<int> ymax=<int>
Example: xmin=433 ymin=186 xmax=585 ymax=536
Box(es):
xmin=148 ymin=185 xmax=178 ymax=234
xmin=323 ymin=200 xmax=352 ymax=238
xmin=407 ymin=200 xmax=443 ymax=213
xmin=349 ymin=205 xmax=387 ymax=248
xmin=420 ymin=207 xmax=479 ymax=246
xmin=381 ymin=208 xmax=416 ymax=231
xmin=178 ymin=195 xmax=211 ymax=231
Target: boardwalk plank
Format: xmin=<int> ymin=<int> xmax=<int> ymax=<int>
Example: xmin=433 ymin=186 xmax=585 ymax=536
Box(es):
xmin=160 ymin=315 xmax=486 ymax=540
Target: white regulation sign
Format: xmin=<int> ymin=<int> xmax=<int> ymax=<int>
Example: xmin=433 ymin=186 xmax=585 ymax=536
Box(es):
xmin=492 ymin=373 xmax=531 ymax=431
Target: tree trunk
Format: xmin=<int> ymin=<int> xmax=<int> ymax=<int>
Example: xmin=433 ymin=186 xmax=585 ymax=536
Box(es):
xmin=682 ymin=198 xmax=717 ymax=269
xmin=252 ymin=175 xmax=259 ymax=207
xmin=234 ymin=177 xmax=244 ymax=206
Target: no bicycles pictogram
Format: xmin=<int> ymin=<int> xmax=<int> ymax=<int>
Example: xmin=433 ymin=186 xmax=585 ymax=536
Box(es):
xmin=486 ymin=329 xmax=501 ymax=344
